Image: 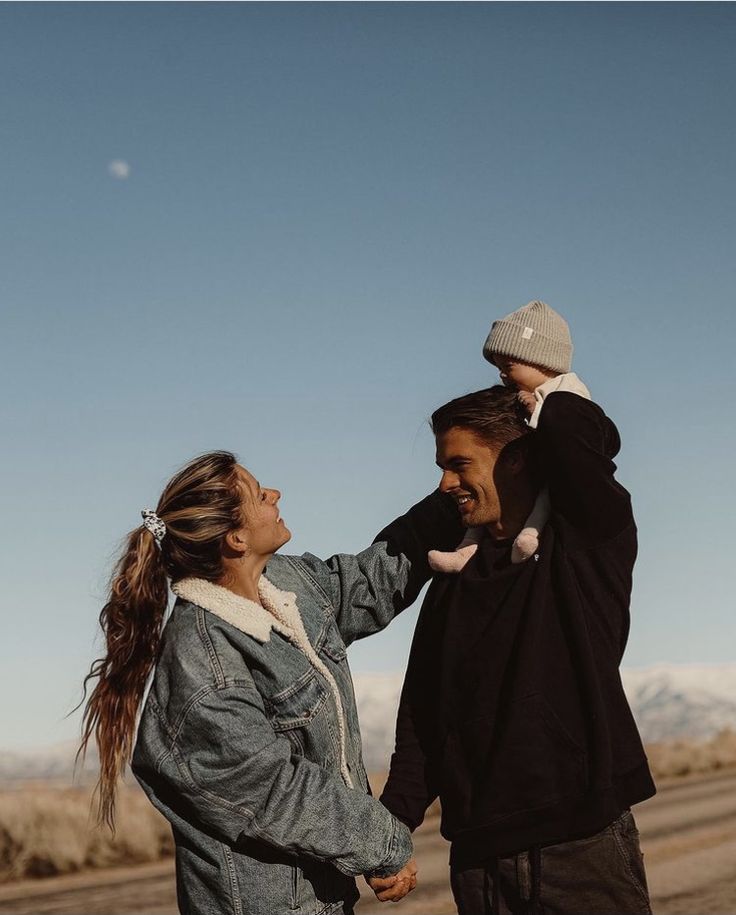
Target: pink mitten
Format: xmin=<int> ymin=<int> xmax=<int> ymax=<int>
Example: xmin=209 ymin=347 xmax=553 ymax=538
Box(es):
xmin=511 ymin=527 xmax=539 ymax=564
xmin=428 ymin=543 xmax=478 ymax=573
xmin=510 ymin=488 xmax=550 ymax=564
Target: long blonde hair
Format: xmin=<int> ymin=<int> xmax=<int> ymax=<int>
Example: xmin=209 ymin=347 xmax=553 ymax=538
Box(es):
xmin=78 ymin=451 xmax=243 ymax=828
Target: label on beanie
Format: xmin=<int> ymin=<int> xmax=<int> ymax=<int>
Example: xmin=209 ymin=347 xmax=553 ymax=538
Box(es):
xmin=522 ymin=326 xmax=535 ymax=340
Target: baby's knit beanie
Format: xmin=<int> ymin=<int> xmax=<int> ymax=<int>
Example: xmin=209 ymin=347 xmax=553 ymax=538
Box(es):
xmin=483 ymin=300 xmax=573 ymax=375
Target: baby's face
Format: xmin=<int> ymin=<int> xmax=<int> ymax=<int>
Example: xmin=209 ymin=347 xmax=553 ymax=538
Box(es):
xmin=492 ymin=355 xmax=556 ymax=392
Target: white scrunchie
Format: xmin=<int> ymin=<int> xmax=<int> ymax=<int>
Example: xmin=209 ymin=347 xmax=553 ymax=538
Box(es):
xmin=141 ymin=509 xmax=166 ymax=544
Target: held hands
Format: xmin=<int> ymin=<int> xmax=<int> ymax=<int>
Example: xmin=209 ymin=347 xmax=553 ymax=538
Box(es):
xmin=366 ymin=858 xmax=418 ymax=903
xmin=517 ymin=390 xmax=537 ymax=414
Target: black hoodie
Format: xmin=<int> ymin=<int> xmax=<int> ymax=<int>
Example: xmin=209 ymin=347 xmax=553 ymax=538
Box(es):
xmin=380 ymin=392 xmax=656 ymax=867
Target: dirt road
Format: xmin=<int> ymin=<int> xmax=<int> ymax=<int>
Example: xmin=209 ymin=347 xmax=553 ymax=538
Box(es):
xmin=1 ymin=770 xmax=735 ymax=914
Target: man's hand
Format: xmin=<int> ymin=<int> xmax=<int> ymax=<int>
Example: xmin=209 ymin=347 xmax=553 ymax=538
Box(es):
xmin=366 ymin=858 xmax=418 ymax=902
xmin=517 ymin=390 xmax=537 ymax=414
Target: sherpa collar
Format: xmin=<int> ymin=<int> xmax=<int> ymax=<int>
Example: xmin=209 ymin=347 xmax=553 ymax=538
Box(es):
xmin=171 ymin=576 xmax=301 ymax=644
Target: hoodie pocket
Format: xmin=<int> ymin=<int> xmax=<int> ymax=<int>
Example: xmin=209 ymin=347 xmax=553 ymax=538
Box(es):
xmin=487 ymin=693 xmax=587 ymax=815
xmin=443 ymin=693 xmax=588 ymax=830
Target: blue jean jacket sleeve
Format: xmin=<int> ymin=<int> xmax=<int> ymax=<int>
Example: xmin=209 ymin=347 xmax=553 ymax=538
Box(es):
xmin=294 ymin=491 xmax=462 ymax=646
xmin=139 ymin=681 xmax=412 ymax=878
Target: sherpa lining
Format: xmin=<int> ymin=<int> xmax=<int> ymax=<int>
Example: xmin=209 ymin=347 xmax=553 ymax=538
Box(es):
xmin=172 ymin=576 xmax=354 ymax=788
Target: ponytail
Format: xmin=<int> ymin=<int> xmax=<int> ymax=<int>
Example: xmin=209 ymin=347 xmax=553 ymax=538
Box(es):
xmin=78 ymin=450 xmax=242 ymax=829
xmin=78 ymin=525 xmax=168 ymax=829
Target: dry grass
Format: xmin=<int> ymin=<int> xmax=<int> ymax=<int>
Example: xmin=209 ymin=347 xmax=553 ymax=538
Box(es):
xmin=0 ymin=783 xmax=172 ymax=884
xmin=646 ymin=728 xmax=736 ymax=779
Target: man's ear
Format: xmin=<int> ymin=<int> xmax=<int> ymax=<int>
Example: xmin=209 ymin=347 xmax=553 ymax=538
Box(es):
xmin=502 ymin=438 xmax=530 ymax=476
xmin=224 ymin=527 xmax=249 ymax=555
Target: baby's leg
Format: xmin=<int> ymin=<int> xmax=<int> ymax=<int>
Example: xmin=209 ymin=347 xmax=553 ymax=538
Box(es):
xmin=511 ymin=488 xmax=550 ymax=563
xmin=428 ymin=527 xmax=482 ymax=573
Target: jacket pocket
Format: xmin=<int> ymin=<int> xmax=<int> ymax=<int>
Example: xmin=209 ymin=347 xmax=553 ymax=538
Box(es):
xmin=267 ymin=670 xmax=329 ymax=731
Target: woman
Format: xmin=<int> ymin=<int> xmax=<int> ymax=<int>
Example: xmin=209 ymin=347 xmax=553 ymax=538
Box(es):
xmin=80 ymin=451 xmax=460 ymax=915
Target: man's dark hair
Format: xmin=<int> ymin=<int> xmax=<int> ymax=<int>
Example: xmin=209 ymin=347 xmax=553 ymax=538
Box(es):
xmin=431 ymin=385 xmax=531 ymax=449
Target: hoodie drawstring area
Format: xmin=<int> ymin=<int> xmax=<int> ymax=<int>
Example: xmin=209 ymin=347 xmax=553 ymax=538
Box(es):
xmin=491 ymin=856 xmax=500 ymax=914
xmin=483 ymin=846 xmax=541 ymax=915
xmin=483 ymin=856 xmax=500 ymax=915
xmin=529 ymin=845 xmax=542 ymax=914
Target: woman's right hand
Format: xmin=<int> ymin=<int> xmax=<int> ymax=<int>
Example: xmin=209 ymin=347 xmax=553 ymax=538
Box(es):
xmin=367 ymin=857 xmax=418 ymax=902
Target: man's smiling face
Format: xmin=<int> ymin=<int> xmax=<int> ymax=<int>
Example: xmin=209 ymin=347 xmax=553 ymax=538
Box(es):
xmin=435 ymin=426 xmax=505 ymax=529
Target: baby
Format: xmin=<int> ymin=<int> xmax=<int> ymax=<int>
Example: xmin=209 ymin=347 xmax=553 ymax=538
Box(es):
xmin=428 ymin=299 xmax=590 ymax=572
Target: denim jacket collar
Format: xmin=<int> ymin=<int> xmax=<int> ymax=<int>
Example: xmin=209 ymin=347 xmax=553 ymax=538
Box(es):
xmin=172 ymin=576 xmax=300 ymax=644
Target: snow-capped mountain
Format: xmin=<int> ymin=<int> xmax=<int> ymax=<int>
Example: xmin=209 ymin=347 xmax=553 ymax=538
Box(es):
xmin=0 ymin=740 xmax=99 ymax=783
xmin=621 ymin=664 xmax=736 ymax=743
xmin=353 ymin=672 xmax=405 ymax=770
xmin=1 ymin=665 xmax=734 ymax=781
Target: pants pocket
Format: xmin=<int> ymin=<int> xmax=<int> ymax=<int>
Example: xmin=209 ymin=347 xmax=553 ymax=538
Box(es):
xmin=539 ymin=815 xmax=652 ymax=915
xmin=609 ymin=811 xmax=652 ymax=913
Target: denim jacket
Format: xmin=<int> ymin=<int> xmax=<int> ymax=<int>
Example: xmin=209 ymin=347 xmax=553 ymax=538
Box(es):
xmin=132 ymin=491 xmax=461 ymax=915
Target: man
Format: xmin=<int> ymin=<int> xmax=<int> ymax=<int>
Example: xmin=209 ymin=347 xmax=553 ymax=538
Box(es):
xmin=379 ymin=385 xmax=655 ymax=915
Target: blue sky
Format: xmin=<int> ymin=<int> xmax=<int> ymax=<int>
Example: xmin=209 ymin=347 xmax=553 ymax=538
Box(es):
xmin=1 ymin=3 xmax=734 ymax=749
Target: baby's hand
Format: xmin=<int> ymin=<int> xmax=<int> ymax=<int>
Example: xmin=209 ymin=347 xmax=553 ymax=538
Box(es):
xmin=517 ymin=390 xmax=537 ymax=414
